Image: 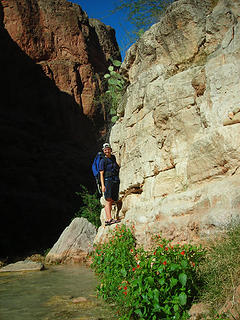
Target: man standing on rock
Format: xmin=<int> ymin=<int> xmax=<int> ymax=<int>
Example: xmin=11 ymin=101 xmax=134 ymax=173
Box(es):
xmin=99 ymin=143 xmax=121 ymax=226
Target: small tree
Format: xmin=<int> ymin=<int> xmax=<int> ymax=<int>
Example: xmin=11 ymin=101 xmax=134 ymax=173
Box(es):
xmin=113 ymin=0 xmax=174 ymax=33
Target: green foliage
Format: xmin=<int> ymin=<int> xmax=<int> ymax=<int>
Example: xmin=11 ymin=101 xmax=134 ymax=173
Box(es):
xmin=198 ymin=224 xmax=240 ymax=314
xmin=75 ymin=185 xmax=102 ymax=228
xmin=112 ymin=0 xmax=174 ymax=48
xmin=103 ymin=59 xmax=126 ymax=124
xmin=114 ymin=0 xmax=174 ymax=29
xmin=91 ymin=225 xmax=205 ymax=320
xmin=43 ymin=248 xmax=51 ymax=257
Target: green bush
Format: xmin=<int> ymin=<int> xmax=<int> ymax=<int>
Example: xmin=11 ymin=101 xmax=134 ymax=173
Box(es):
xmin=91 ymin=224 xmax=205 ymax=320
xmin=74 ymin=185 xmax=102 ymax=228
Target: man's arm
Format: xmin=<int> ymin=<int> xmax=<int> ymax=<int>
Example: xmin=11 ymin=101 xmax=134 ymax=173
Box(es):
xmin=100 ymin=170 xmax=105 ymax=193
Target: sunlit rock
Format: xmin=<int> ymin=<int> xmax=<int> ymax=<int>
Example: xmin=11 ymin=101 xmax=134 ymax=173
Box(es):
xmin=0 ymin=260 xmax=44 ymax=272
xmin=46 ymin=218 xmax=96 ymax=264
xmin=96 ymin=0 xmax=240 ymax=248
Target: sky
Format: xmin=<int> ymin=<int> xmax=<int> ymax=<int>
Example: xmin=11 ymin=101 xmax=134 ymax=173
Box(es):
xmin=67 ymin=0 xmax=135 ymax=60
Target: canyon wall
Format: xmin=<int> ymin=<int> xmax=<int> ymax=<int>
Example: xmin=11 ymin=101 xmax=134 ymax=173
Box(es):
xmin=0 ymin=0 xmax=120 ymax=258
xmin=2 ymin=0 xmax=120 ymax=118
xmin=96 ymin=0 xmax=240 ymax=247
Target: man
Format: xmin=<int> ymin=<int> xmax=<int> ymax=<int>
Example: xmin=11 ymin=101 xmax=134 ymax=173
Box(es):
xmin=99 ymin=143 xmax=120 ymax=226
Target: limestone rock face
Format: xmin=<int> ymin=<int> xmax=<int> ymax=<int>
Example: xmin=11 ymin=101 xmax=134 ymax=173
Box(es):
xmin=46 ymin=218 xmax=97 ymax=264
xmin=95 ymin=0 xmax=240 ymax=247
xmin=2 ymin=0 xmax=120 ymax=117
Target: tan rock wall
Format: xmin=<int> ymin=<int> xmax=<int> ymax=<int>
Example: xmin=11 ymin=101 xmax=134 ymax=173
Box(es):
xmin=95 ymin=0 xmax=240 ymax=247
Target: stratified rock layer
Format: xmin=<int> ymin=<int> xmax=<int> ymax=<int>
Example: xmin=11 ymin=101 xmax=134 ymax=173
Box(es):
xmin=95 ymin=0 xmax=240 ymax=247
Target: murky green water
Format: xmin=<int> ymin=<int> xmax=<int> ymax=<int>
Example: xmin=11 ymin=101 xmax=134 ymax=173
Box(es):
xmin=0 ymin=265 xmax=117 ymax=320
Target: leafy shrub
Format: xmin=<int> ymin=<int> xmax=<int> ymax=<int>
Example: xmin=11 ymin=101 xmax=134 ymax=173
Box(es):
xmin=103 ymin=59 xmax=127 ymax=124
xmin=75 ymin=185 xmax=102 ymax=228
xmin=91 ymin=224 xmax=205 ymax=320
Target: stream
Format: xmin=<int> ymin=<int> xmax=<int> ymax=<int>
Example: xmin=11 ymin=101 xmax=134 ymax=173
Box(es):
xmin=0 ymin=265 xmax=117 ymax=320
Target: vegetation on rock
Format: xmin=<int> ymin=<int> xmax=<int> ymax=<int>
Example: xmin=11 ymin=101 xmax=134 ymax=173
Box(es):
xmin=96 ymin=58 xmax=127 ymax=126
xmin=91 ymin=224 xmax=205 ymax=319
xmin=91 ymin=223 xmax=240 ymax=319
xmin=112 ymin=0 xmax=174 ymax=48
xmin=74 ymin=185 xmax=102 ymax=228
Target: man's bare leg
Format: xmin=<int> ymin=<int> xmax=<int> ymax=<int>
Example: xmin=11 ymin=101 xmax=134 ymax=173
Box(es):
xmin=105 ymin=198 xmax=112 ymax=221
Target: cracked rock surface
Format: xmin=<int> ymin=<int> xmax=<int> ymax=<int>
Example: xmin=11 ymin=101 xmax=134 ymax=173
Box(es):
xmin=95 ymin=0 xmax=240 ymax=247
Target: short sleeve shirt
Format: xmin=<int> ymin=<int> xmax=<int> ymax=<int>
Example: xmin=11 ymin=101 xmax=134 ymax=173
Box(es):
xmin=99 ymin=155 xmax=119 ymax=179
xmin=99 ymin=156 xmax=114 ymax=172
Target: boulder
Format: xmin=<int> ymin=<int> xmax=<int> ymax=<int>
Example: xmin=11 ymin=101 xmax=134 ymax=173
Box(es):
xmin=0 ymin=260 xmax=44 ymax=272
xmin=188 ymin=302 xmax=209 ymax=320
xmin=46 ymin=218 xmax=97 ymax=264
xmin=71 ymin=296 xmax=88 ymax=304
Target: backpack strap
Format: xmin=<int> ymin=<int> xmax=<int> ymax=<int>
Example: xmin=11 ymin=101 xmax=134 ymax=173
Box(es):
xmin=101 ymin=155 xmax=108 ymax=171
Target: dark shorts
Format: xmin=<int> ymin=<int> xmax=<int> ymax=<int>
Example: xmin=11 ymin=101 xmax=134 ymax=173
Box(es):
xmin=104 ymin=178 xmax=120 ymax=202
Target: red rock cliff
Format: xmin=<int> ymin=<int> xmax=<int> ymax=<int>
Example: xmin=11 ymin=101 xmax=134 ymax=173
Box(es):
xmin=0 ymin=0 xmax=120 ymax=259
xmin=2 ymin=0 xmax=120 ymax=117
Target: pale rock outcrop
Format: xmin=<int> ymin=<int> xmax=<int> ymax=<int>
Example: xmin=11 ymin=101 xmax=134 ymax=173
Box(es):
xmin=0 ymin=260 xmax=44 ymax=272
xmin=95 ymin=0 xmax=240 ymax=247
xmin=46 ymin=218 xmax=96 ymax=264
xmin=188 ymin=302 xmax=209 ymax=320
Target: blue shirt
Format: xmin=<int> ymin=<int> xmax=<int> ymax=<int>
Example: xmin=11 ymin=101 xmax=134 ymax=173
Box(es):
xmin=99 ymin=156 xmax=120 ymax=180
